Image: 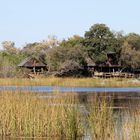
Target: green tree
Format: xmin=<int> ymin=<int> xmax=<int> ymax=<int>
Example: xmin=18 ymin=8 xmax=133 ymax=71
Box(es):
xmin=46 ymin=45 xmax=88 ymax=76
xmin=2 ymin=41 xmax=18 ymax=54
xmin=120 ymin=33 xmax=140 ymax=69
xmin=83 ymin=24 xmax=121 ymax=64
xmin=60 ymin=35 xmax=83 ymax=48
xmin=22 ymin=36 xmax=60 ymax=58
xmin=0 ymin=41 xmax=27 ymax=77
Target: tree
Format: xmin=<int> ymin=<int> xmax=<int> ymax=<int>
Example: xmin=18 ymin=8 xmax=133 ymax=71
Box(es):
xmin=60 ymin=35 xmax=83 ymax=48
xmin=21 ymin=35 xmax=60 ymax=57
xmin=44 ymin=35 xmax=60 ymax=48
xmin=46 ymin=45 xmax=88 ymax=76
xmin=120 ymin=33 xmax=140 ymax=69
xmin=83 ymin=24 xmax=121 ymax=64
xmin=0 ymin=41 xmax=27 ymax=77
xmin=2 ymin=41 xmax=18 ymax=54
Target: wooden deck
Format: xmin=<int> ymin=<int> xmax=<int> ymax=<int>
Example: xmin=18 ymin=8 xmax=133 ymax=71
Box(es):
xmin=94 ymin=72 xmax=139 ymax=78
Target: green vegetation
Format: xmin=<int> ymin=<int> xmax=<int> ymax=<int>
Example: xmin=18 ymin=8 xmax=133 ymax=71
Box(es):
xmin=120 ymin=33 xmax=140 ymax=69
xmin=1 ymin=23 xmax=140 ymax=77
xmin=0 ymin=91 xmax=140 ymax=139
xmin=83 ymin=24 xmax=121 ymax=64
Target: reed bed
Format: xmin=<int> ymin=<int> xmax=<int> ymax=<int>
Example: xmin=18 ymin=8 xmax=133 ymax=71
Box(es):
xmin=121 ymin=109 xmax=140 ymax=140
xmin=0 ymin=91 xmax=83 ymax=139
xmin=0 ymin=77 xmax=140 ymax=87
xmin=0 ymin=91 xmax=140 ymax=139
xmin=87 ymin=96 xmax=140 ymax=140
xmin=87 ymin=97 xmax=115 ymax=140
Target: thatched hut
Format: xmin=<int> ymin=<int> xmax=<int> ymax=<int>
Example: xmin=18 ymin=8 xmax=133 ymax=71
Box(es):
xmin=18 ymin=57 xmax=47 ymax=74
xmin=86 ymin=52 xmax=122 ymax=77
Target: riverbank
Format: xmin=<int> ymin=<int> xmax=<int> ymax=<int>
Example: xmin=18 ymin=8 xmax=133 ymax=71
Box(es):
xmin=0 ymin=77 xmax=140 ymax=87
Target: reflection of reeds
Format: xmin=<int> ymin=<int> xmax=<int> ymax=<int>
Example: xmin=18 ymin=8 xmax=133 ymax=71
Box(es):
xmin=0 ymin=91 xmax=140 ymax=139
xmin=0 ymin=77 xmax=140 ymax=87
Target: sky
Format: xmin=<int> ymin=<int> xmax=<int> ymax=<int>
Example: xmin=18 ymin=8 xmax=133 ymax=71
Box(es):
xmin=0 ymin=0 xmax=140 ymax=48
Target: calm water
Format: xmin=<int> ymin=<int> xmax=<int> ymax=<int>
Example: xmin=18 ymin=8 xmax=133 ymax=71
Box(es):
xmin=1 ymin=86 xmax=140 ymax=93
xmin=1 ymin=85 xmax=140 ymax=107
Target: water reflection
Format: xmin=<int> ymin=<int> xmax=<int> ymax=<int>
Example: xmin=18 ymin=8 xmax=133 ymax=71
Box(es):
xmin=41 ymin=92 xmax=140 ymax=140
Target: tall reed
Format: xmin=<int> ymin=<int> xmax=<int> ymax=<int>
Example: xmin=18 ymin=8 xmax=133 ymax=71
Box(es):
xmin=0 ymin=91 xmax=140 ymax=139
xmin=87 ymin=96 xmax=115 ymax=140
xmin=0 ymin=91 xmax=83 ymax=139
xmin=120 ymin=109 xmax=140 ymax=140
xmin=87 ymin=96 xmax=140 ymax=140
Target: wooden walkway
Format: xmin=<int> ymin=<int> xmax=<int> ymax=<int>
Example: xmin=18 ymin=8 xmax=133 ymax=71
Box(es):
xmin=94 ymin=72 xmax=139 ymax=78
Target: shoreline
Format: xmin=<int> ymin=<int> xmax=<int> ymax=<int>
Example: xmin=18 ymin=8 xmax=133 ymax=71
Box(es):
xmin=0 ymin=77 xmax=140 ymax=87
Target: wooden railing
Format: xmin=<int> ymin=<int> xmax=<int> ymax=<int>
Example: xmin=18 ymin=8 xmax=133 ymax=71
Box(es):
xmin=94 ymin=72 xmax=137 ymax=78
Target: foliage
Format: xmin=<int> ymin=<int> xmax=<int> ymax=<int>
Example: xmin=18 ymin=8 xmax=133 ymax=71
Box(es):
xmin=83 ymin=24 xmax=121 ymax=64
xmin=46 ymin=45 xmax=88 ymax=76
xmin=60 ymin=35 xmax=83 ymax=48
xmin=0 ymin=48 xmax=26 ymax=77
xmin=1 ymin=24 xmax=140 ymax=77
xmin=1 ymin=41 xmax=18 ymax=54
xmin=21 ymin=35 xmax=60 ymax=58
xmin=120 ymin=33 xmax=140 ymax=69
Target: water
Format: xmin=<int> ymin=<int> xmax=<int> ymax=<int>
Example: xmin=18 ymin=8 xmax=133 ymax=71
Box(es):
xmin=1 ymin=85 xmax=140 ymax=108
xmin=1 ymin=86 xmax=140 ymax=140
xmin=1 ymin=86 xmax=140 ymax=93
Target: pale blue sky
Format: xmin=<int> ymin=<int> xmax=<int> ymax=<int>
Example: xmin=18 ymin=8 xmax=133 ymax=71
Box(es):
xmin=0 ymin=0 xmax=140 ymax=47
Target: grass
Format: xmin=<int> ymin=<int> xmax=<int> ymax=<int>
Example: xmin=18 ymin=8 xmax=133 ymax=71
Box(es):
xmin=0 ymin=91 xmax=140 ymax=139
xmin=0 ymin=91 xmax=84 ymax=139
xmin=87 ymin=96 xmax=140 ymax=140
xmin=87 ymin=97 xmax=115 ymax=140
xmin=0 ymin=77 xmax=140 ymax=87
xmin=120 ymin=109 xmax=140 ymax=140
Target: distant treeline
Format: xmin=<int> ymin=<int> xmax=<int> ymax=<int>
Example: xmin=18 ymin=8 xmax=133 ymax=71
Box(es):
xmin=0 ymin=23 xmax=140 ymax=77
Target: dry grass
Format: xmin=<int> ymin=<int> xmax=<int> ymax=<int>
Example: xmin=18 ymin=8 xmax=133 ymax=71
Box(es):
xmin=87 ymin=96 xmax=140 ymax=140
xmin=87 ymin=96 xmax=115 ymax=140
xmin=0 ymin=91 xmax=83 ymax=139
xmin=121 ymin=109 xmax=140 ymax=140
xmin=0 ymin=91 xmax=140 ymax=139
xmin=0 ymin=77 xmax=140 ymax=87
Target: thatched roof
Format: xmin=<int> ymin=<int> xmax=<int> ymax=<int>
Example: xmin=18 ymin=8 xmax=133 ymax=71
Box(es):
xmin=18 ymin=57 xmax=47 ymax=68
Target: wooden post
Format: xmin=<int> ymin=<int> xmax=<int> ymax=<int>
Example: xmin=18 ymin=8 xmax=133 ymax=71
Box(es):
xmin=33 ymin=60 xmax=36 ymax=74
